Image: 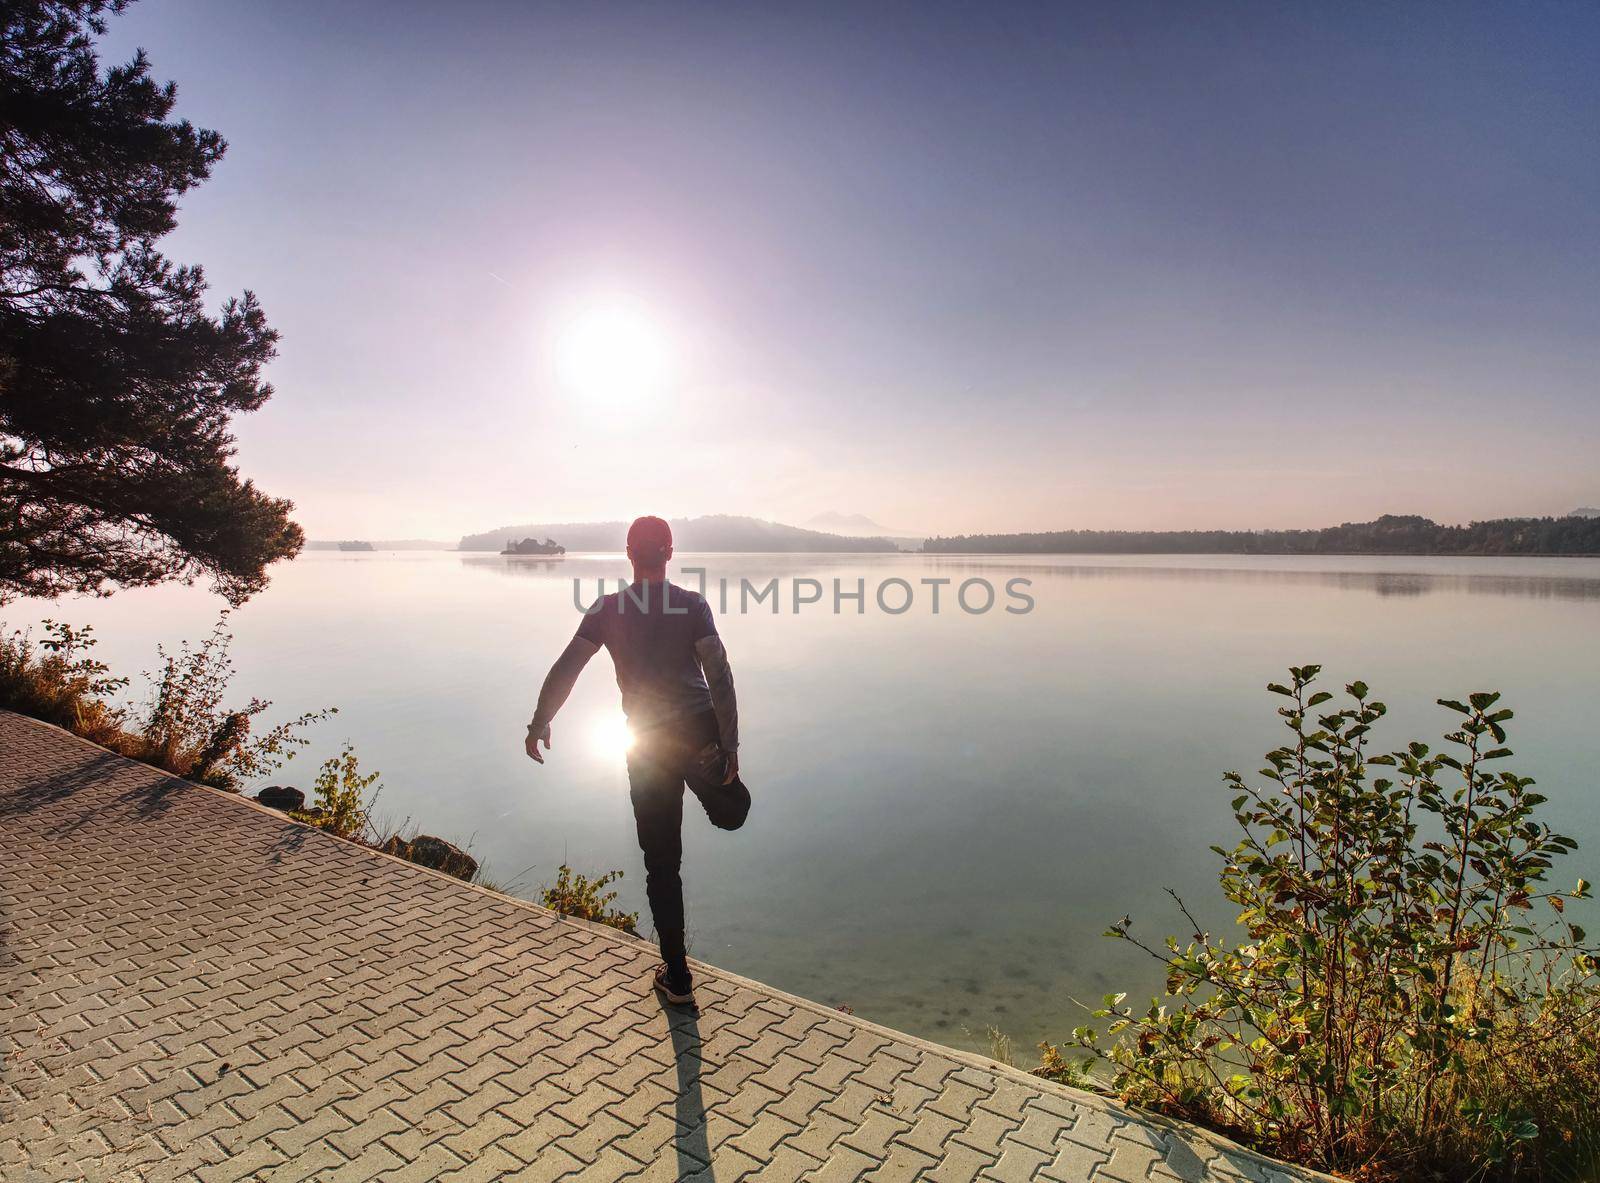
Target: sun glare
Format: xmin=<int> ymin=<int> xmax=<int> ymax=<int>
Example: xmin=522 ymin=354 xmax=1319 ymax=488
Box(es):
xmin=552 ymin=302 xmax=672 ymax=408
xmin=591 ymin=712 xmax=635 ymax=757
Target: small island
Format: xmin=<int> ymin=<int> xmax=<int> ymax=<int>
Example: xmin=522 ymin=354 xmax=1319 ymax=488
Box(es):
xmin=337 ymin=540 xmax=375 ymax=552
xmin=501 ymin=537 xmax=566 ymax=556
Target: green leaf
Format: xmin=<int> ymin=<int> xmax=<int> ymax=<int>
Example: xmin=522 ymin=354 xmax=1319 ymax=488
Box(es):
xmin=1438 ymin=698 xmax=1470 ymax=715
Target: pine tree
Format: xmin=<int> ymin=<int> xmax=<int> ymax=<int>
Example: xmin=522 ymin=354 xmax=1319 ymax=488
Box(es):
xmin=1 ymin=0 xmax=302 ymax=604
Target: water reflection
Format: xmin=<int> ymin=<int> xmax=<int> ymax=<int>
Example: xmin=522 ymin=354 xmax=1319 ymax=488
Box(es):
xmin=946 ymin=562 xmax=1600 ymax=602
xmin=458 ymin=555 xmax=571 ymax=578
xmin=461 ymin=551 xmax=1600 ymax=603
xmin=459 ymin=552 xmax=901 ymax=583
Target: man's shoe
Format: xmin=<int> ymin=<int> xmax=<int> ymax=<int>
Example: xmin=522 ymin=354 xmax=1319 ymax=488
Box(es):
xmin=653 ymin=963 xmax=695 ymax=1005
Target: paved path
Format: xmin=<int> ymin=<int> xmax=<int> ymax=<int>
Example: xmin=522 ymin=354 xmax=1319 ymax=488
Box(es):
xmin=0 ymin=711 xmax=1326 ymax=1183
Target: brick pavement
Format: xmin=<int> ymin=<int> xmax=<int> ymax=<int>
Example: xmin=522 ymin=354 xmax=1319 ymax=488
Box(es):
xmin=0 ymin=710 xmax=1330 ymax=1182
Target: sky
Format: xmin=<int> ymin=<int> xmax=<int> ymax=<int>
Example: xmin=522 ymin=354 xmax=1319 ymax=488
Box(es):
xmin=101 ymin=0 xmax=1600 ymax=539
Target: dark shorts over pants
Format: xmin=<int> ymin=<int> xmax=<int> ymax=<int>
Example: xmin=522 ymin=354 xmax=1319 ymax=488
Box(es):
xmin=626 ymin=709 xmax=750 ymax=967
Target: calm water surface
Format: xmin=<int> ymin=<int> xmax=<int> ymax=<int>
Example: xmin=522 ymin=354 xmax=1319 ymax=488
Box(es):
xmin=11 ymin=551 xmax=1600 ymax=1054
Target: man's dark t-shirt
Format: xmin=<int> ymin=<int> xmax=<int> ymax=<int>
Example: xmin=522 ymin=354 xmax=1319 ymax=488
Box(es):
xmin=575 ymin=580 xmax=717 ymax=730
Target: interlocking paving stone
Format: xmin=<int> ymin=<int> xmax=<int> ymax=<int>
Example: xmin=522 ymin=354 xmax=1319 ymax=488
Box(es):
xmin=0 ymin=710 xmax=1333 ymax=1182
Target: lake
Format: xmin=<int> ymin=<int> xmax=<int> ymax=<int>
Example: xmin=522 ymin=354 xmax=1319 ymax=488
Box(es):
xmin=8 ymin=551 xmax=1600 ymax=1056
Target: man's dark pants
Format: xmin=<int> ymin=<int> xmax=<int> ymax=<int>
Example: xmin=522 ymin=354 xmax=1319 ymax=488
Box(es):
xmin=626 ymin=709 xmax=750 ymax=973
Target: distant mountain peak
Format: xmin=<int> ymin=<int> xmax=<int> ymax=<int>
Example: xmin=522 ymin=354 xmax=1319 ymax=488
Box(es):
xmin=805 ymin=511 xmax=908 ymax=537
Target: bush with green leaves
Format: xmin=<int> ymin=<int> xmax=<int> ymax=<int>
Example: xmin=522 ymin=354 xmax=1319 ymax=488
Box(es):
xmin=294 ymin=743 xmax=379 ymax=840
xmin=1034 ymin=1040 xmax=1093 ymax=1089
xmin=1 ymin=614 xmax=329 ymax=788
xmin=538 ymin=865 xmax=639 ymax=935
xmin=0 ymin=620 xmax=129 ymax=743
xmin=135 ymin=612 xmax=330 ymax=788
xmin=1071 ymin=667 xmax=1598 ymax=1182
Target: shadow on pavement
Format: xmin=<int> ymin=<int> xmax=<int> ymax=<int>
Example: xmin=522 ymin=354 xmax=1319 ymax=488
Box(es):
xmin=659 ymin=993 xmax=715 ymax=1180
xmin=0 ymin=747 xmax=127 ymax=817
xmin=0 ymin=745 xmax=189 ymax=838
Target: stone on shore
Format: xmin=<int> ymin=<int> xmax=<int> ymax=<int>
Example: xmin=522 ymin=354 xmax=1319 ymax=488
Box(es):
xmin=254 ymin=785 xmax=304 ymax=811
xmin=380 ymin=834 xmax=478 ymax=881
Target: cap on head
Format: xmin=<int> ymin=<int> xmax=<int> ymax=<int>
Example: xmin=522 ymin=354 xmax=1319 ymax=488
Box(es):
xmin=626 ymin=515 xmax=673 ymax=565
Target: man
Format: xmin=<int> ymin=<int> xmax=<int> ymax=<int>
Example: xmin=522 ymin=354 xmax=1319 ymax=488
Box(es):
xmin=525 ymin=515 xmax=748 ymax=1005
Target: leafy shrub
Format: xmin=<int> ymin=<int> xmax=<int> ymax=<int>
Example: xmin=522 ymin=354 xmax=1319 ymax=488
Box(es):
xmin=0 ymin=621 xmax=129 ymax=745
xmin=539 ymin=864 xmax=639 ymax=935
xmin=1070 ymin=667 xmax=1598 ymax=1181
xmin=1034 ymin=1040 xmax=1094 ymax=1089
xmin=0 ymin=613 xmax=330 ymax=789
xmin=295 ymin=743 xmax=379 ymax=840
xmin=131 ymin=613 xmax=330 ymax=788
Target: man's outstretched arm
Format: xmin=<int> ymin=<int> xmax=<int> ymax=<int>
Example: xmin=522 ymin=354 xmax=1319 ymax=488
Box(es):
xmin=694 ymin=635 xmax=739 ymax=783
xmin=525 ymin=637 xmax=599 ymax=763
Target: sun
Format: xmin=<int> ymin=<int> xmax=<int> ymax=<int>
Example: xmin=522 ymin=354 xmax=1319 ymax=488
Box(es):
xmin=590 ymin=711 xmax=635 ymax=758
xmin=552 ymin=301 xmax=672 ymax=408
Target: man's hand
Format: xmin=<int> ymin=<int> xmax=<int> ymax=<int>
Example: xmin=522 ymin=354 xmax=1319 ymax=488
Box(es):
xmin=525 ymin=723 xmax=551 ymax=764
xmin=722 ymin=750 xmax=739 ymax=785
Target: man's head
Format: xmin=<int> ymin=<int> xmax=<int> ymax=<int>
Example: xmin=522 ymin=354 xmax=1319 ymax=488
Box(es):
xmin=626 ymin=515 xmax=673 ymax=578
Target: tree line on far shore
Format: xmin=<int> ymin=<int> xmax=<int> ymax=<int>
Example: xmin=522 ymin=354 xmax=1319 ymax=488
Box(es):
xmin=924 ymin=513 xmax=1600 ymax=556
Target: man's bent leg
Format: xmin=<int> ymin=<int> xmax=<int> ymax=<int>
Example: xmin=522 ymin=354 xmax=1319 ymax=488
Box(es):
xmin=682 ymin=709 xmax=751 ymax=831
xmin=687 ymin=771 xmax=750 ymax=831
xmin=627 ymin=751 xmax=689 ymax=973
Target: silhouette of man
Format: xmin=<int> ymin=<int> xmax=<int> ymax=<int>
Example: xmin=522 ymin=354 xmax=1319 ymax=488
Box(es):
xmin=525 ymin=515 xmax=748 ymax=1004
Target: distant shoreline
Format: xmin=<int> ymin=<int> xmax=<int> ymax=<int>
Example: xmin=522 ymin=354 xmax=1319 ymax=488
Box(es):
xmin=308 ymin=512 xmax=1600 ymax=563
xmin=306 ymin=511 xmax=1600 ymax=560
xmin=925 ymin=513 xmax=1600 ymax=559
xmin=304 ymin=546 xmax=1600 ymax=559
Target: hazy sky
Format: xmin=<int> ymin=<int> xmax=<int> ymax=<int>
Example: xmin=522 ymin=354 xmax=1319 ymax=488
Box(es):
xmin=102 ymin=1 xmax=1599 ymax=538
